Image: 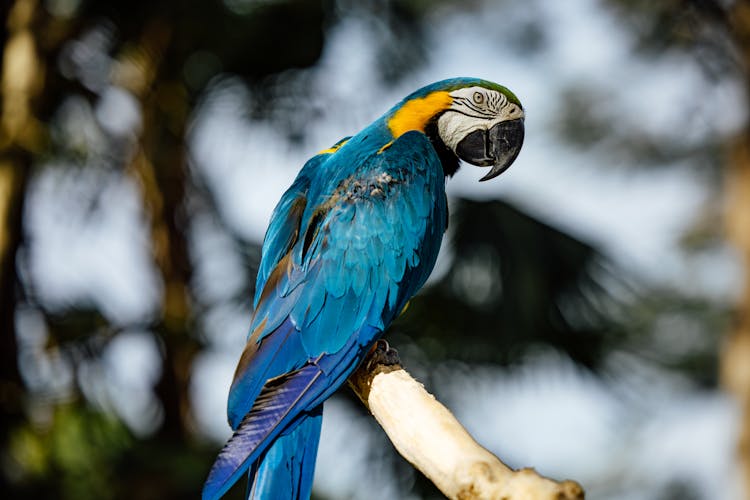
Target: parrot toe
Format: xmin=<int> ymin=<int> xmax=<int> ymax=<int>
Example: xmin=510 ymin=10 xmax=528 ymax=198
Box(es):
xmin=365 ymin=339 xmax=401 ymax=371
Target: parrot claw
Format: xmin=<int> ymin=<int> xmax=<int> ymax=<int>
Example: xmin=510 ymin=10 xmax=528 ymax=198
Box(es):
xmin=365 ymin=339 xmax=401 ymax=371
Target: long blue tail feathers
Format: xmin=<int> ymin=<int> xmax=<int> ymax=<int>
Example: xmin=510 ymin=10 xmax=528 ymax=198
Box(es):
xmin=248 ymin=407 xmax=323 ymax=499
xmin=204 ymin=338 xmax=370 ymax=500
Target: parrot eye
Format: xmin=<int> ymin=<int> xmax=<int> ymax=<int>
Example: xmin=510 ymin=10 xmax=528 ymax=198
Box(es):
xmin=472 ymin=91 xmax=485 ymax=105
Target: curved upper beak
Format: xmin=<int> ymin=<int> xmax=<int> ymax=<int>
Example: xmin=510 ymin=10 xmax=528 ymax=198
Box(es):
xmin=455 ymin=118 xmax=525 ymax=182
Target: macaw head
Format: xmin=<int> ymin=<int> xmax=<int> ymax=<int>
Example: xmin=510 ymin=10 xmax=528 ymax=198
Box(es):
xmin=388 ymin=78 xmax=524 ymax=181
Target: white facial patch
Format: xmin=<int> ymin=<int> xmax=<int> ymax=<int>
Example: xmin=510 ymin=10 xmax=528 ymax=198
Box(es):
xmin=437 ymin=86 xmax=524 ymax=152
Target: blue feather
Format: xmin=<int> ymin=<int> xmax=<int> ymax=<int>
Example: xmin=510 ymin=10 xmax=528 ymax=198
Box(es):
xmin=249 ymin=409 xmax=322 ymax=500
xmin=351 ymin=266 xmax=368 ymax=296
xmin=226 ymin=319 xmax=306 ymax=429
xmin=302 ymin=282 xmax=327 ymax=328
xmin=205 ymin=364 xmax=324 ymax=500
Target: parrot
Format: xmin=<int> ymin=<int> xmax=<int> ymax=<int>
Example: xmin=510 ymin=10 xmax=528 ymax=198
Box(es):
xmin=202 ymin=77 xmax=525 ymax=500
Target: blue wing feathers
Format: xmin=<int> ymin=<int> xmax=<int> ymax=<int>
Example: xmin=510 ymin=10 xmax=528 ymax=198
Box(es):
xmin=255 ymin=184 xmax=308 ymax=307
xmin=204 ymin=364 xmax=324 ymax=500
xmin=227 ymin=318 xmax=307 ymax=429
xmin=206 ymin=334 xmax=372 ymax=500
xmin=351 ymin=266 xmax=368 ymax=296
xmin=250 ymin=409 xmax=322 ymax=500
xmin=208 ymin=129 xmax=449 ymax=499
xmin=301 ymin=282 xmax=326 ymax=327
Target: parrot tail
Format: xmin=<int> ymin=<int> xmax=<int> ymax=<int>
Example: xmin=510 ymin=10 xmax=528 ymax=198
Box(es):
xmin=248 ymin=407 xmax=323 ymax=499
xmin=203 ymin=340 xmax=363 ymax=500
xmin=204 ymin=333 xmax=372 ymax=500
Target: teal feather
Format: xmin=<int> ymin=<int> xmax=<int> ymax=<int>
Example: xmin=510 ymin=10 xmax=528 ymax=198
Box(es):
xmin=250 ymin=409 xmax=322 ymax=500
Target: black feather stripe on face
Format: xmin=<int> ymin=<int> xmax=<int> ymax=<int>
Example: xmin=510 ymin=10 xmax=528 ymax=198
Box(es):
xmin=425 ymin=116 xmax=460 ymax=177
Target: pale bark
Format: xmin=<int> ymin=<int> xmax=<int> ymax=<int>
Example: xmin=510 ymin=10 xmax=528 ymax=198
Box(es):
xmin=349 ymin=361 xmax=585 ymax=500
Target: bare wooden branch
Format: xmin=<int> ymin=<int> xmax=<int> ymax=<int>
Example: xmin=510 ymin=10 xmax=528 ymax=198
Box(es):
xmin=348 ymin=360 xmax=585 ymax=500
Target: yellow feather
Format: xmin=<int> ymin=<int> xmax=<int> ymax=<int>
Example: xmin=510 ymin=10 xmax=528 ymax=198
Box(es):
xmin=387 ymin=91 xmax=452 ymax=138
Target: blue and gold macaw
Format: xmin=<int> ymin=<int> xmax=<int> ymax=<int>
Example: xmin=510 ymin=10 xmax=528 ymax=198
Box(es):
xmin=203 ymin=77 xmax=524 ymax=500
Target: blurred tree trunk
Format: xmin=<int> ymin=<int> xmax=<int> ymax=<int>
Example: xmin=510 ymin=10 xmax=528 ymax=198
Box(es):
xmin=724 ymin=137 xmax=750 ymax=499
xmin=722 ymin=3 xmax=750 ymax=498
xmin=0 ymin=0 xmax=45 ymax=491
xmin=118 ymin=19 xmax=198 ymax=443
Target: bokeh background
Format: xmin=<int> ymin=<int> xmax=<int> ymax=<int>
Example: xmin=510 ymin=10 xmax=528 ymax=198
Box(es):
xmin=2 ymin=0 xmax=750 ymax=498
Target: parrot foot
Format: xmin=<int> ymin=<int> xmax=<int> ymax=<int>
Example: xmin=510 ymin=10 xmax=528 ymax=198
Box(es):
xmin=365 ymin=339 xmax=401 ymax=371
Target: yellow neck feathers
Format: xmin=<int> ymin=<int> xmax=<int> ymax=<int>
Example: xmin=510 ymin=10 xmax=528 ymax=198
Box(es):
xmin=387 ymin=91 xmax=452 ymax=138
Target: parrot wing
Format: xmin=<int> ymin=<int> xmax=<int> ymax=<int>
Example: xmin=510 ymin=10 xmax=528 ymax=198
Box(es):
xmin=204 ymin=131 xmax=446 ymax=500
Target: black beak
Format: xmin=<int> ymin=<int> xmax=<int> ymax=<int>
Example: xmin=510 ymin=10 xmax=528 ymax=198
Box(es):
xmin=454 ymin=118 xmax=525 ymax=182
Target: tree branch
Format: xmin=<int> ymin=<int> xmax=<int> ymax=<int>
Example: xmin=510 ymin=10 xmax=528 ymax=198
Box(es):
xmin=348 ymin=354 xmax=585 ymax=500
